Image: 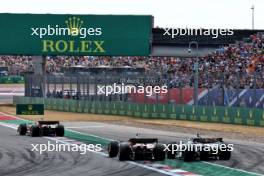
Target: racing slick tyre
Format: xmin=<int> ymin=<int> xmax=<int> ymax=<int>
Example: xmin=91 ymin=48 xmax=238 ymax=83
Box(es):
xmin=200 ymin=150 xmax=209 ymax=161
xmin=30 ymin=126 xmax=41 ymax=137
xmin=108 ymin=141 xmax=119 ymax=158
xmin=219 ymin=150 xmax=231 ymax=160
xmin=153 ymin=144 xmax=166 ymax=161
xmin=166 ymin=144 xmax=176 ymax=159
xmin=17 ymin=124 xmax=27 ymax=135
xmin=118 ymin=142 xmax=131 ymax=161
xmin=55 ymin=125 xmax=65 ymax=137
xmin=183 ymin=150 xmax=195 ymax=162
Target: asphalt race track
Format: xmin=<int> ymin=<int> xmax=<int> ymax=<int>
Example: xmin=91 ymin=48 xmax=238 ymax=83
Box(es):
xmin=0 ymin=124 xmax=164 ymax=176
xmin=64 ymin=122 xmax=264 ymax=175
xmin=0 ymin=87 xmax=24 ymax=104
xmin=0 ymin=114 xmax=263 ymax=176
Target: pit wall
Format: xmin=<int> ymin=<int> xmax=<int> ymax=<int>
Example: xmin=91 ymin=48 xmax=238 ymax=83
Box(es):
xmin=13 ymin=96 xmax=264 ymax=127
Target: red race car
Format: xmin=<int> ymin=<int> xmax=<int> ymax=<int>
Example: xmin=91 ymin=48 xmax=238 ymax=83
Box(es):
xmin=17 ymin=121 xmax=64 ymax=137
xmin=108 ymin=138 xmax=165 ymax=161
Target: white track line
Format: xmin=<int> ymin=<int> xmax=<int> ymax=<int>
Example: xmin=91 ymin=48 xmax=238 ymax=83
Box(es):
xmin=0 ymin=122 xmax=17 ymax=129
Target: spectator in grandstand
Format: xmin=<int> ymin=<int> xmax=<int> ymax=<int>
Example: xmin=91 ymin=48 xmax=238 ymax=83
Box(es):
xmin=1 ymin=33 xmax=263 ymax=89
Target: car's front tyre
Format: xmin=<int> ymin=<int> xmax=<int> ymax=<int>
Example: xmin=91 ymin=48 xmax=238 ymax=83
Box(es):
xmin=30 ymin=126 xmax=41 ymax=137
xmin=17 ymin=124 xmax=27 ymax=135
xmin=108 ymin=141 xmax=119 ymax=158
xmin=153 ymin=144 xmax=166 ymax=161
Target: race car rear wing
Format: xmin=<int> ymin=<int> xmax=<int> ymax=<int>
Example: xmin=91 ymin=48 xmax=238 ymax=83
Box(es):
xmin=38 ymin=121 xmax=60 ymax=125
xmin=193 ymin=138 xmax=223 ymax=143
xmin=129 ymin=138 xmax=158 ymax=144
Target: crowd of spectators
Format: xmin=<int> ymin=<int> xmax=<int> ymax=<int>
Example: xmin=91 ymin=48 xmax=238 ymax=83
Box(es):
xmin=167 ymin=33 xmax=264 ymax=89
xmin=0 ymin=56 xmax=33 ymax=75
xmin=0 ymin=33 xmax=263 ymax=89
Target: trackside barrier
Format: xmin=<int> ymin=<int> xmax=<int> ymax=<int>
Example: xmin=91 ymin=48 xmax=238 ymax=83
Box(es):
xmin=13 ymin=96 xmax=264 ymax=127
xmin=0 ymin=76 xmax=24 ymax=84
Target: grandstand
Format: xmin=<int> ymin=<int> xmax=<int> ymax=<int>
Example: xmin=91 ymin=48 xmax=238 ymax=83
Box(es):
xmin=1 ymin=31 xmax=263 ymax=109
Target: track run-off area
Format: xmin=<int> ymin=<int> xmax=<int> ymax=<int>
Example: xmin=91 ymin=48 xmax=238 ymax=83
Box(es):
xmin=0 ymin=111 xmax=263 ymax=176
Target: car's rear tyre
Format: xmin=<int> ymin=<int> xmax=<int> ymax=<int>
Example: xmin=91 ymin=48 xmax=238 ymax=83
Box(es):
xmin=183 ymin=150 xmax=195 ymax=162
xmin=200 ymin=150 xmax=209 ymax=161
xmin=166 ymin=143 xmax=176 ymax=159
xmin=108 ymin=141 xmax=119 ymax=158
xmin=219 ymin=150 xmax=231 ymax=160
xmin=118 ymin=142 xmax=131 ymax=161
xmin=31 ymin=126 xmax=40 ymax=137
xmin=55 ymin=125 xmax=65 ymax=137
xmin=18 ymin=124 xmax=27 ymax=135
xmin=153 ymin=144 xmax=166 ymax=161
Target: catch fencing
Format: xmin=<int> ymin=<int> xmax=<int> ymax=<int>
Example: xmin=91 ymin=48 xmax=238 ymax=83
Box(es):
xmin=24 ymin=72 xmax=264 ymax=108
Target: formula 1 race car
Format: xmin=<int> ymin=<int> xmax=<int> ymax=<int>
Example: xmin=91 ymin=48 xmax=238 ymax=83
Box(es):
xmin=17 ymin=121 xmax=64 ymax=137
xmin=167 ymin=135 xmax=231 ymax=162
xmin=108 ymin=138 xmax=166 ymax=161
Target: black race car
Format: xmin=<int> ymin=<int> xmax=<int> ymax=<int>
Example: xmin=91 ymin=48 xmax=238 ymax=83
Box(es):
xmin=167 ymin=135 xmax=232 ymax=162
xmin=108 ymin=138 xmax=165 ymax=161
xmin=17 ymin=121 xmax=64 ymax=137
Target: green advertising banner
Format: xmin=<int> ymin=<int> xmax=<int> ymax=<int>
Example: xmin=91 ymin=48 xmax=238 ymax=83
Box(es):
xmin=0 ymin=76 xmax=24 ymax=84
xmin=16 ymin=104 xmax=44 ymax=115
xmin=0 ymin=13 xmax=152 ymax=56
